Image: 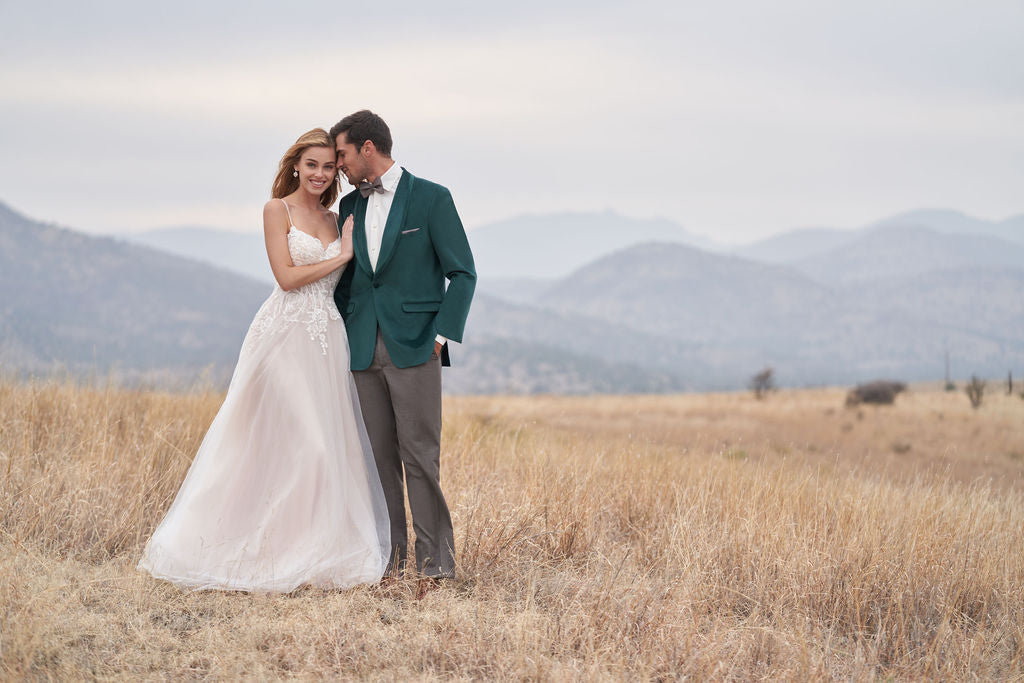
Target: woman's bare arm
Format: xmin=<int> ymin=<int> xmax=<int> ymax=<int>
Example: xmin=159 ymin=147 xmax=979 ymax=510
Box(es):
xmin=263 ymin=201 xmax=353 ymax=291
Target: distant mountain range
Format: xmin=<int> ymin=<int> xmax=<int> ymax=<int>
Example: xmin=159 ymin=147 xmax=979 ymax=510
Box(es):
xmin=733 ymin=227 xmax=856 ymax=264
xmin=0 ymin=203 xmax=269 ymax=385
xmin=119 ymin=207 xmax=1024 ymax=297
xmin=4 ymin=200 xmax=1023 ymax=392
xmin=792 ymin=225 xmax=1024 ymax=286
xmin=421 ymin=207 xmax=1022 ymax=389
xmin=734 ymin=208 xmax=1024 ymax=265
xmin=117 ymin=210 xmax=722 ymax=286
xmin=2 ymin=203 xmax=691 ymax=393
xmin=519 ymin=241 xmax=1023 ymax=386
xmin=119 ymin=226 xmax=273 ymax=283
xmin=871 ymin=208 xmax=1024 ymax=245
xmin=466 ymin=210 xmax=721 ymax=280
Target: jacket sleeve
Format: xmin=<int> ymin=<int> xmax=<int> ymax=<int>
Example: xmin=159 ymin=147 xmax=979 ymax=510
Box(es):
xmin=428 ymin=188 xmax=476 ymax=343
xmin=333 ymin=192 xmax=358 ymax=310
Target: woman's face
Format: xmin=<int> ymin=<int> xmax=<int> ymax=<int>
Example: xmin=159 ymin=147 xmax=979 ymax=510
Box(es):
xmin=294 ymin=146 xmax=337 ymax=196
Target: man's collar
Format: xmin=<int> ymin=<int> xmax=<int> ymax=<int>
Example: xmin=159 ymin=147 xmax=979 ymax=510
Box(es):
xmin=378 ymin=161 xmax=402 ymax=192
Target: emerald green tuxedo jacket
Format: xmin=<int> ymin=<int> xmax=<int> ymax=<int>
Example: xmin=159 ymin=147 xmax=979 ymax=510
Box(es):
xmin=333 ymin=169 xmax=476 ymax=371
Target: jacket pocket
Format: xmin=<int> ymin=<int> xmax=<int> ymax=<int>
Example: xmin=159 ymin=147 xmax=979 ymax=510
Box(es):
xmin=402 ymin=301 xmax=441 ymax=313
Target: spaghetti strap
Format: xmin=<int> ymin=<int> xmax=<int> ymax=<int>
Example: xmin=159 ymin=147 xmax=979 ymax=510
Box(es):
xmin=278 ymin=198 xmax=293 ymax=225
xmin=330 ymin=210 xmax=340 ymax=241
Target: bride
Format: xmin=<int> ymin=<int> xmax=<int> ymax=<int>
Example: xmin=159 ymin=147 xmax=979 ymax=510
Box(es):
xmin=138 ymin=129 xmax=391 ymax=592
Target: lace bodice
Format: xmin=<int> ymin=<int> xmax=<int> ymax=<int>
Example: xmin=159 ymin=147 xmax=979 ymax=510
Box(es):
xmin=286 ymin=226 xmax=342 ymax=268
xmin=244 ymin=212 xmax=345 ymax=356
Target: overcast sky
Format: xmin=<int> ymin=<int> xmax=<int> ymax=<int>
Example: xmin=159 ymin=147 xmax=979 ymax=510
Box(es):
xmin=1 ymin=0 xmax=1021 ymax=244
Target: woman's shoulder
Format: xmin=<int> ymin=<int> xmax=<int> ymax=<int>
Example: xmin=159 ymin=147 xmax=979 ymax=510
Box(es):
xmin=264 ymin=197 xmax=288 ymax=214
xmin=263 ymin=198 xmax=290 ymax=230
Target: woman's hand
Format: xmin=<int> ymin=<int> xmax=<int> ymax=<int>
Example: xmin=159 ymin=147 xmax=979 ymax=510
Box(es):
xmin=264 ymin=200 xmax=355 ymax=290
xmin=338 ymin=214 xmax=354 ymax=263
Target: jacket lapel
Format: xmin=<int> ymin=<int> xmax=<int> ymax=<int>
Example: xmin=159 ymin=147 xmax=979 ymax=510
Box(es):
xmin=372 ymin=168 xmax=413 ymax=275
xmin=351 ymin=194 xmax=372 ymax=275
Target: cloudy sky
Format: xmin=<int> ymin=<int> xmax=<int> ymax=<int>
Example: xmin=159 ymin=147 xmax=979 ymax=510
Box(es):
xmin=1 ymin=0 xmax=1021 ymax=244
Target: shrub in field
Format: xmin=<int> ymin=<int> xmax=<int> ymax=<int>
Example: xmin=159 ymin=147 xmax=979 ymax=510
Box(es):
xmin=845 ymin=380 xmax=906 ymax=407
xmin=749 ymin=367 xmax=774 ymax=400
xmin=966 ymin=375 xmax=985 ymax=409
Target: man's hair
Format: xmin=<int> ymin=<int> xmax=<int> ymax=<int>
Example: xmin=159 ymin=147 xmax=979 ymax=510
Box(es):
xmin=329 ymin=110 xmax=393 ymax=157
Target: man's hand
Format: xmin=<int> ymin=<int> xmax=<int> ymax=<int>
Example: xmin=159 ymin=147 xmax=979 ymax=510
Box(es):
xmin=434 ymin=341 xmax=443 ymax=357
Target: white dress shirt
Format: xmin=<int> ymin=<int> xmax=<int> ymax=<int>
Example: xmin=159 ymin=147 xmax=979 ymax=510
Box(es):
xmin=366 ymin=161 xmax=448 ymax=347
xmin=364 ymin=161 xmax=402 ymax=272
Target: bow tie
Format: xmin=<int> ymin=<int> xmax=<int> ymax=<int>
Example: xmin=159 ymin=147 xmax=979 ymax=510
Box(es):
xmin=358 ymin=178 xmax=385 ymax=198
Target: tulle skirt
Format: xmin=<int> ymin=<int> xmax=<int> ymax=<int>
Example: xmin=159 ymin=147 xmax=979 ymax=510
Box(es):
xmin=138 ymin=305 xmax=390 ymax=592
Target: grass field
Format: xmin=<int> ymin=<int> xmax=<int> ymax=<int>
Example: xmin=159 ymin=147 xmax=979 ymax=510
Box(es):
xmin=2 ymin=379 xmax=1023 ymax=679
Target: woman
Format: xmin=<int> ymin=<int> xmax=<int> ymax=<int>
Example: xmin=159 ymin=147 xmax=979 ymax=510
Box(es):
xmin=138 ymin=129 xmax=390 ymax=592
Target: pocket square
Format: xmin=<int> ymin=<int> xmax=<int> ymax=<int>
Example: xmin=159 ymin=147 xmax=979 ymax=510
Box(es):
xmin=401 ymin=227 xmax=421 ymax=234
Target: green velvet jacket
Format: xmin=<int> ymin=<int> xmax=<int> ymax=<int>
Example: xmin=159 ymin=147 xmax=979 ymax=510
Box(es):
xmin=333 ymin=169 xmax=476 ymax=371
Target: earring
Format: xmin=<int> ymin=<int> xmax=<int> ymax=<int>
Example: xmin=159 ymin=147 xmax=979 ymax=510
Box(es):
xmin=293 ymin=170 xmax=298 ymax=177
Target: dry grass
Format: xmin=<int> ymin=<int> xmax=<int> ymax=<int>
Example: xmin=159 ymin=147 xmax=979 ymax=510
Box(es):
xmin=2 ymin=379 xmax=1023 ymax=679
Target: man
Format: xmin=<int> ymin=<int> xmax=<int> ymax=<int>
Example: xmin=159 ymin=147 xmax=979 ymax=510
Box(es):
xmin=330 ymin=110 xmax=475 ymax=594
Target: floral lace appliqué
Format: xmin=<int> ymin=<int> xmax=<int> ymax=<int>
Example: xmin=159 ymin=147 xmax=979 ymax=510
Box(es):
xmin=243 ymin=228 xmax=343 ymax=355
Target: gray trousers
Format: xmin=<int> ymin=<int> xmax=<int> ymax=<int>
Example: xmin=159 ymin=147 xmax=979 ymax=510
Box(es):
xmin=352 ymin=331 xmax=455 ymax=578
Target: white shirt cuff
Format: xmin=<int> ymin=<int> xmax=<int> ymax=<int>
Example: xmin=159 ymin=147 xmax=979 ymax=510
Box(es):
xmin=435 ymin=334 xmax=448 ymax=346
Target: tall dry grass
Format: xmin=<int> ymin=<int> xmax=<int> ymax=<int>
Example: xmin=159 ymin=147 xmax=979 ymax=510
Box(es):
xmin=1 ymin=380 xmax=1023 ymax=679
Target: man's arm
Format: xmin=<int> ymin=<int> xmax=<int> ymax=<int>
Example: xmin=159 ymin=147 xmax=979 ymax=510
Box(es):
xmin=428 ymin=188 xmax=476 ymax=344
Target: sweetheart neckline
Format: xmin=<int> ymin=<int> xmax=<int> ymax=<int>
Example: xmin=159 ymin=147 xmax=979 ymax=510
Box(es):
xmin=288 ymin=225 xmax=340 ymax=252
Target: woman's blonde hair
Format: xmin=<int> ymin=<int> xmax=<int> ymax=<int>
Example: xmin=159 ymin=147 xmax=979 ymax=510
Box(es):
xmin=271 ymin=128 xmax=340 ymax=208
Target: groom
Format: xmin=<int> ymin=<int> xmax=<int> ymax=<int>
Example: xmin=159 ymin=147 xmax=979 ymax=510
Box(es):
xmin=330 ymin=110 xmax=476 ymax=588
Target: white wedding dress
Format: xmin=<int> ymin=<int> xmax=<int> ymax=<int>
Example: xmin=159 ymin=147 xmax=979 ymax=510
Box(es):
xmin=138 ymin=200 xmax=390 ymax=592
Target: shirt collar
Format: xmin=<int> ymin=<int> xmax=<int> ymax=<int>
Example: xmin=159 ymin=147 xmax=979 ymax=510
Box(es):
xmin=379 ymin=162 xmax=403 ymax=192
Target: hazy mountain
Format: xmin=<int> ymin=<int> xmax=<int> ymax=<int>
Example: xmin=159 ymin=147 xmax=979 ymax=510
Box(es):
xmin=122 ymin=207 xmax=1023 ymax=291
xmin=871 ymin=209 xmax=1024 ymax=245
xmin=733 ymin=227 xmax=859 ymax=264
xmin=996 ymin=216 xmax=1024 ymax=245
xmin=519 ymin=241 xmax=1024 ymax=386
xmin=123 ymin=211 xmax=721 ymax=287
xmin=118 ymin=226 xmax=272 ymax=282
xmin=0 ymin=203 xmax=272 ymax=384
xmin=5 ymin=198 xmax=1022 ymax=393
xmin=536 ymin=243 xmax=838 ymax=341
xmin=794 ymin=225 xmax=1024 ymax=286
xmin=734 ymin=208 xmax=1024 ymax=266
xmin=460 ymin=294 xmax=715 ymax=387
xmin=474 ymin=277 xmax=555 ymax=304
xmin=855 ymin=266 xmax=1024 ymax=341
xmin=527 ymin=242 xmax=858 ymax=384
xmin=468 ymin=210 xmax=720 ymax=280
xmin=2 ymin=202 xmax=694 ymax=393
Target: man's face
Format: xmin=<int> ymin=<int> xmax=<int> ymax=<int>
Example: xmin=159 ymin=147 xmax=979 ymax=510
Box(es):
xmin=335 ymin=133 xmax=368 ymax=185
